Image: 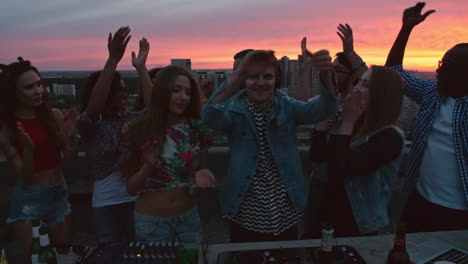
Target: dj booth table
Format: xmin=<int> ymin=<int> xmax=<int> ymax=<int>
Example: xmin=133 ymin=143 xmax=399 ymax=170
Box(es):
xmin=199 ymin=230 xmax=468 ymax=264
xmin=54 ymin=230 xmax=467 ymax=263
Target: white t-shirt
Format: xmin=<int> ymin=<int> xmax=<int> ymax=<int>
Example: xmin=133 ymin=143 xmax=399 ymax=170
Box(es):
xmin=92 ymin=171 xmax=136 ymax=208
xmin=417 ymin=97 xmax=468 ymax=210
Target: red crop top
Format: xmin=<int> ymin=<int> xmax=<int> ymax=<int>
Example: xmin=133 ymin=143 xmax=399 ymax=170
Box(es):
xmin=16 ymin=118 xmax=62 ymax=172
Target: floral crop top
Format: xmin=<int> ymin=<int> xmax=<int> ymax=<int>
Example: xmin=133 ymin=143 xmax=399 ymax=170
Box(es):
xmin=139 ymin=119 xmax=212 ymax=190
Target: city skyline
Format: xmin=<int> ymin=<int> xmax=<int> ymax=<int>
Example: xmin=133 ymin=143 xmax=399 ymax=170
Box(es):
xmin=1 ymin=1 xmax=467 ymax=71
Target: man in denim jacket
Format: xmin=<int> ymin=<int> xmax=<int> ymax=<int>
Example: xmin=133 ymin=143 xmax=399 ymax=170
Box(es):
xmin=202 ymin=50 xmax=337 ymax=242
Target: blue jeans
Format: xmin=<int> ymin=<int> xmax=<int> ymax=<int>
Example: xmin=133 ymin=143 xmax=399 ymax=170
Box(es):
xmin=93 ymin=201 xmax=135 ymax=245
xmin=6 ymin=179 xmax=71 ymax=227
xmin=135 ymin=206 xmax=203 ymax=245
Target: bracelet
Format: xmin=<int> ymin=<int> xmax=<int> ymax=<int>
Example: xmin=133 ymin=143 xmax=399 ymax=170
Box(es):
xmin=5 ymin=149 xmax=18 ymax=160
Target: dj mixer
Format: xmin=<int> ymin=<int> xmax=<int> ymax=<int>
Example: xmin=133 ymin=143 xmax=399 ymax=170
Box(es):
xmin=82 ymin=241 xmax=194 ymax=264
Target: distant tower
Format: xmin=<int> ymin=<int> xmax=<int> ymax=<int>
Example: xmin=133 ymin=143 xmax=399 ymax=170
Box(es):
xmin=280 ymin=56 xmax=289 ymax=89
xmin=171 ymin=59 xmax=192 ymax=71
xmin=194 ymin=71 xmax=208 ymax=83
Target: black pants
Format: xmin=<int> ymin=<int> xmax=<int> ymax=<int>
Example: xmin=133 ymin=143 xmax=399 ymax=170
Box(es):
xmin=229 ymin=221 xmax=298 ymax=243
xmin=401 ymin=190 xmax=468 ymax=233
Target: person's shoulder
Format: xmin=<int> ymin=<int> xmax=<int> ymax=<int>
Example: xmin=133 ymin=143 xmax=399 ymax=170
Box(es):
xmin=369 ymin=126 xmax=404 ymax=147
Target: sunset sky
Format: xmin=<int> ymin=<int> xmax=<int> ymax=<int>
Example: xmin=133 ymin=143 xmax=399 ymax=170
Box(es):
xmin=1 ymin=0 xmax=467 ymax=72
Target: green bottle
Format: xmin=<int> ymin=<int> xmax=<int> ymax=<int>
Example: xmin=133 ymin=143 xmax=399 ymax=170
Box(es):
xmin=0 ymin=248 xmax=8 ymax=264
xmin=31 ymin=220 xmax=41 ymax=264
xmin=38 ymin=225 xmax=57 ymax=264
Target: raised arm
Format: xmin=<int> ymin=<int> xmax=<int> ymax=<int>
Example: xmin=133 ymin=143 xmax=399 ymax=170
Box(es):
xmin=385 ymin=2 xmax=435 ymax=67
xmin=308 ymin=48 xmax=336 ymax=98
xmin=131 ymin=37 xmax=152 ymax=109
xmin=209 ymin=69 xmax=244 ymax=105
xmin=85 ymin=26 xmax=131 ymax=120
xmin=385 ymin=3 xmax=436 ymax=103
xmin=296 ymin=37 xmax=313 ymax=101
xmin=202 ymin=51 xmax=260 ymax=131
xmin=337 ymin=23 xmax=368 ymax=77
xmin=291 ymin=48 xmax=337 ymax=124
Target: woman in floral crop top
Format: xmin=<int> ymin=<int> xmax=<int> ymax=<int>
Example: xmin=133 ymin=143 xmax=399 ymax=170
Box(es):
xmin=122 ymin=65 xmax=215 ymax=244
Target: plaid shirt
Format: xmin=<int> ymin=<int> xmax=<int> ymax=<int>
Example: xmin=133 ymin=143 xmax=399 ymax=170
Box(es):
xmin=391 ymin=65 xmax=468 ymax=203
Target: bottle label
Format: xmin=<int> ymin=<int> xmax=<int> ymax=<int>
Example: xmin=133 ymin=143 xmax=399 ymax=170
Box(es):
xmin=31 ymin=254 xmax=39 ymax=264
xmin=39 ymin=234 xmax=50 ymax=247
xmin=321 ymin=228 xmax=334 ymax=252
xmin=32 ymin=226 xmax=40 ymax=238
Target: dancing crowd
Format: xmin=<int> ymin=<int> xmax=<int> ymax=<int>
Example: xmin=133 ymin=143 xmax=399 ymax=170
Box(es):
xmin=0 ymin=2 xmax=467 ymax=261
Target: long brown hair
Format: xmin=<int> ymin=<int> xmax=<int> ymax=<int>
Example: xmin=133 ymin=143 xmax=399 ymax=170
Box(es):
xmin=126 ymin=65 xmax=201 ymax=162
xmin=0 ymin=57 xmax=63 ymax=149
xmin=352 ymin=66 xmax=404 ymax=142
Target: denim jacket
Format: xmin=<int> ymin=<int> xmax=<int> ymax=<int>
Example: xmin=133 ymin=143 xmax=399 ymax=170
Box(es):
xmin=202 ymin=83 xmax=337 ymax=218
xmin=344 ymin=125 xmax=405 ymax=234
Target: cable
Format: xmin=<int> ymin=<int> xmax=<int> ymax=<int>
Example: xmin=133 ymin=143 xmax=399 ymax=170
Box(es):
xmin=73 ymin=245 xmax=91 ymax=264
xmin=167 ymin=222 xmax=196 ymax=264
xmin=201 ymin=241 xmax=209 ymax=264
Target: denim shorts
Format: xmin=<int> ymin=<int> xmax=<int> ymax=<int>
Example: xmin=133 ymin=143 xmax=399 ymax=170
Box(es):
xmin=6 ymin=179 xmax=71 ymax=228
xmin=135 ymin=206 xmax=203 ymax=245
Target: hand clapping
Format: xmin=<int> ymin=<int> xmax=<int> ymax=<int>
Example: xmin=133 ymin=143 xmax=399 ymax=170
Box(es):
xmin=108 ymin=26 xmax=132 ymax=63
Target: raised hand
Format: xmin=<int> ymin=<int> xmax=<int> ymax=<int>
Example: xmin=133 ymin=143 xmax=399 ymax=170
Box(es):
xmin=301 ymin=37 xmax=312 ymax=64
xmin=131 ymin=37 xmax=150 ymax=70
xmin=307 ymin=49 xmax=333 ymax=71
xmin=108 ymin=26 xmax=132 ymax=63
xmin=194 ymin=169 xmax=215 ymax=188
xmin=337 ymin=23 xmax=354 ymax=54
xmin=63 ymin=108 xmax=78 ymax=139
xmin=226 ymin=67 xmax=247 ymax=95
xmin=402 ymin=2 xmax=435 ymax=28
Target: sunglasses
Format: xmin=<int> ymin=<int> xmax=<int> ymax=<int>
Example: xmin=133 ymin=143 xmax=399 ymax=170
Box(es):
xmin=438 ymin=60 xmax=468 ymax=70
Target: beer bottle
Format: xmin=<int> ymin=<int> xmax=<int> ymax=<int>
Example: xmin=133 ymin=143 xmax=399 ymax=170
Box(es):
xmin=38 ymin=225 xmax=57 ymax=264
xmin=31 ymin=220 xmax=41 ymax=264
xmin=263 ymin=251 xmax=271 ymax=264
xmin=0 ymin=249 xmax=8 ymax=264
xmin=387 ymin=223 xmax=410 ymax=264
xmin=269 ymin=256 xmax=277 ymax=264
xmin=317 ymin=224 xmax=334 ymax=264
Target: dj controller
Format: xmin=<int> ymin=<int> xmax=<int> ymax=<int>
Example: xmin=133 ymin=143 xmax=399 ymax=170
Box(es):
xmin=80 ymin=242 xmax=365 ymax=264
xmin=81 ymin=241 xmax=195 ymax=264
xmin=218 ymin=245 xmax=367 ymax=264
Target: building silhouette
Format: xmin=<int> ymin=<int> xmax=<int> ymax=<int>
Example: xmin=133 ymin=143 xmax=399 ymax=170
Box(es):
xmin=171 ymin=59 xmax=192 ymax=71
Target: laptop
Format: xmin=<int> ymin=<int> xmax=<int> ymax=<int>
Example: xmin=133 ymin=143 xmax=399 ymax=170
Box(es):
xmin=409 ymin=238 xmax=468 ymax=264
